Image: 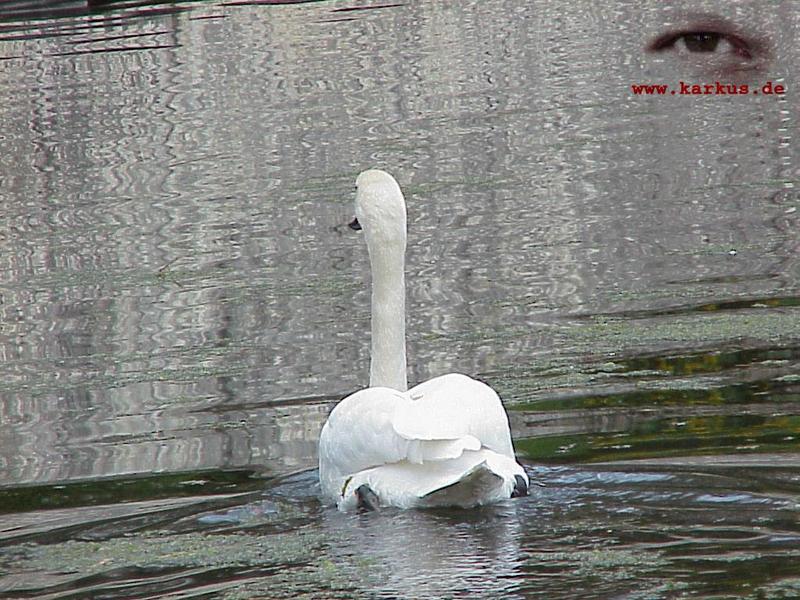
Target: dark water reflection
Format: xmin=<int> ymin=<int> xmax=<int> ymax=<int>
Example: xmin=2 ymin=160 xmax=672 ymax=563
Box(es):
xmin=3 ymin=467 xmax=800 ymax=598
xmin=0 ymin=0 xmax=798 ymax=597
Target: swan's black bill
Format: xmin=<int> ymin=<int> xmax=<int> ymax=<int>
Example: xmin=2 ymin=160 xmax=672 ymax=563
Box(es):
xmin=348 ymin=217 xmax=362 ymax=231
xmin=511 ymin=475 xmax=529 ymax=498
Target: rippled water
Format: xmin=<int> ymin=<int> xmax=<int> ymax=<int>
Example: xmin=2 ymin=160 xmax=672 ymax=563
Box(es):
xmin=0 ymin=0 xmax=798 ymax=598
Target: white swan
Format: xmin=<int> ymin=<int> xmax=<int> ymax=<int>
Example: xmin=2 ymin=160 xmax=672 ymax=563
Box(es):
xmin=318 ymin=169 xmax=528 ymax=511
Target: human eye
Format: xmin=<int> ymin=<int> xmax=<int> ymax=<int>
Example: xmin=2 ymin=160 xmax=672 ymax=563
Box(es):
xmin=648 ymin=30 xmax=755 ymax=60
xmin=645 ymin=17 xmax=770 ymax=73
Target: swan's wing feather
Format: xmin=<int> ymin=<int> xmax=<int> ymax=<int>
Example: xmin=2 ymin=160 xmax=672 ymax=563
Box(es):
xmin=405 ymin=435 xmax=481 ymax=464
xmin=318 ymin=386 xmax=410 ymax=499
xmin=399 ymin=373 xmax=515 ymax=457
xmin=319 ymin=383 xmax=483 ymax=475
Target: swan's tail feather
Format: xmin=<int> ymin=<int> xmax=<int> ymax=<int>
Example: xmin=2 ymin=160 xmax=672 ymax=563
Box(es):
xmin=421 ymin=461 xmax=506 ymax=507
xmin=336 ymin=448 xmax=527 ymax=511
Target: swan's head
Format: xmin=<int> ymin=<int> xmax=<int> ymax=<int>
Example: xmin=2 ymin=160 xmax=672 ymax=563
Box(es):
xmin=351 ymin=169 xmax=407 ymax=247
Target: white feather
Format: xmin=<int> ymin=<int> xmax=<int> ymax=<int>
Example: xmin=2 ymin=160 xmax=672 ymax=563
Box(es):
xmin=318 ymin=169 xmax=528 ymax=511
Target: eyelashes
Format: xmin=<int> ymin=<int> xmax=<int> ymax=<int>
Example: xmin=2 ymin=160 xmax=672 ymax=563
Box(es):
xmin=647 ymin=30 xmax=756 ymax=60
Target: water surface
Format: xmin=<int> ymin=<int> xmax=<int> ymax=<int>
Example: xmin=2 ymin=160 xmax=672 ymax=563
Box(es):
xmin=0 ymin=0 xmax=798 ymax=597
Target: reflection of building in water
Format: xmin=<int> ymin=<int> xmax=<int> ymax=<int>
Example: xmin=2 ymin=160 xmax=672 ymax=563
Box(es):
xmin=0 ymin=1 xmax=796 ymax=486
xmin=1 ymin=382 xmax=331 ymax=485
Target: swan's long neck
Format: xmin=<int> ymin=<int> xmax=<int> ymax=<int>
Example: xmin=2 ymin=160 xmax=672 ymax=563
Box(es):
xmin=367 ymin=238 xmax=408 ymax=392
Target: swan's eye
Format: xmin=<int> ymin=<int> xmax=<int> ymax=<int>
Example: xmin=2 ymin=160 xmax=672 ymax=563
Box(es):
xmin=348 ymin=217 xmax=362 ymax=231
xmin=647 ymin=30 xmax=754 ymax=60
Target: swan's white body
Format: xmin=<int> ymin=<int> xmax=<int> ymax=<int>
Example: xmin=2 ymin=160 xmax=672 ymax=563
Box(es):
xmin=318 ymin=169 xmax=527 ymax=511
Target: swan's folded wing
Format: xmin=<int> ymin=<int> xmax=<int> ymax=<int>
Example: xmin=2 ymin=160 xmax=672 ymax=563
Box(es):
xmin=395 ymin=373 xmax=515 ymax=457
xmin=320 ymin=385 xmax=481 ymax=473
xmin=319 ymin=387 xmax=410 ymax=479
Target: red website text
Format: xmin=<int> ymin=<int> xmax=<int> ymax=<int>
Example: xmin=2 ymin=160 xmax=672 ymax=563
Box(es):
xmin=631 ymin=81 xmax=786 ymax=96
